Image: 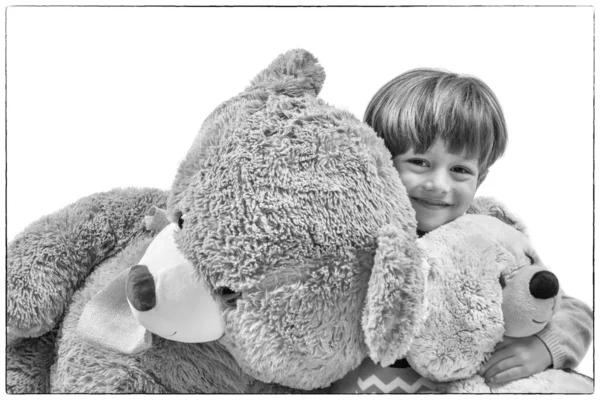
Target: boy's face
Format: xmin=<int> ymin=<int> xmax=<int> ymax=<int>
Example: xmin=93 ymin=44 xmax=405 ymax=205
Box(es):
xmin=393 ymin=138 xmax=479 ymax=232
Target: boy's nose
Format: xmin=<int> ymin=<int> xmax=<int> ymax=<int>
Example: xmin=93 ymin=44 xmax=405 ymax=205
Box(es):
xmin=424 ymin=170 xmax=451 ymax=193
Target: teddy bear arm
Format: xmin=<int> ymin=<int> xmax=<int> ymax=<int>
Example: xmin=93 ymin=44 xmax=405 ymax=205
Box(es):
xmin=7 ymin=187 xmax=168 ymax=338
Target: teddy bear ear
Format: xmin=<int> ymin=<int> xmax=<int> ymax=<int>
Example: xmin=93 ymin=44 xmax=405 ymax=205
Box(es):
xmin=246 ymin=49 xmax=326 ymax=96
xmin=467 ymin=196 xmax=527 ymax=235
xmin=362 ymin=224 xmax=426 ymax=367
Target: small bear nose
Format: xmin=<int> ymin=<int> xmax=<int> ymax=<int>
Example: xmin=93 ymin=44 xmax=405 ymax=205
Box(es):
xmin=126 ymin=264 xmax=156 ymax=311
xmin=529 ymin=270 xmax=559 ymax=299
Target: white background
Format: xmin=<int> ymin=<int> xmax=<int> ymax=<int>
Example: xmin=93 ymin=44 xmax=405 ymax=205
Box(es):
xmin=5 ymin=4 xmax=594 ymax=378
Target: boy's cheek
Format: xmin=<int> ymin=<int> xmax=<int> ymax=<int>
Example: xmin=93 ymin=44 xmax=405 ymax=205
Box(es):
xmin=396 ymin=171 xmax=419 ymax=192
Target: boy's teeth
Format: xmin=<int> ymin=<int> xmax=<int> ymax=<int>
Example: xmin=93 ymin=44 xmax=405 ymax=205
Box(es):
xmin=415 ymin=197 xmax=447 ymax=206
xmin=426 ymin=199 xmax=444 ymax=205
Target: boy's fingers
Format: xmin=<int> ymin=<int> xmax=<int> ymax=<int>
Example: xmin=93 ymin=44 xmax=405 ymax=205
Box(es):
xmin=483 ymin=356 xmax=518 ymax=382
xmin=480 ymin=347 xmax=512 ymax=374
xmin=487 ymin=365 xmax=526 ymax=384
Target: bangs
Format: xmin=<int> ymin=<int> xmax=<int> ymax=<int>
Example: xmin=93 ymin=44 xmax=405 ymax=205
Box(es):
xmin=392 ymin=76 xmax=504 ymax=169
xmin=417 ymin=90 xmax=496 ymax=163
xmin=364 ymin=69 xmax=507 ymax=174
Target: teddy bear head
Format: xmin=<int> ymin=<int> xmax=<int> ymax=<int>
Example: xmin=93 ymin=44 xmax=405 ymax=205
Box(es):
xmin=387 ymin=211 xmax=562 ymax=383
xmin=123 ymin=49 xmax=426 ymax=390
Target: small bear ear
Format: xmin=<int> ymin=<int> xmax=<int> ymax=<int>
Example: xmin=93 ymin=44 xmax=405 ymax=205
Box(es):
xmin=246 ymin=49 xmax=326 ymax=96
xmin=362 ymin=224 xmax=426 ymax=367
xmin=467 ymin=196 xmax=527 ymax=235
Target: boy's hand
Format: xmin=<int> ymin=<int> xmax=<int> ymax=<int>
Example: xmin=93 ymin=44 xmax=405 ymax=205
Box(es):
xmin=479 ymin=336 xmax=552 ymax=384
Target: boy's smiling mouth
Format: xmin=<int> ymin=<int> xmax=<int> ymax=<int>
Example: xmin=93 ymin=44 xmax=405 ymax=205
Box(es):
xmin=411 ymin=196 xmax=451 ymax=209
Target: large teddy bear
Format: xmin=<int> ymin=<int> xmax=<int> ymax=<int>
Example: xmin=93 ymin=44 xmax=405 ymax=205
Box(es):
xmin=6 ymin=49 xmax=592 ymax=393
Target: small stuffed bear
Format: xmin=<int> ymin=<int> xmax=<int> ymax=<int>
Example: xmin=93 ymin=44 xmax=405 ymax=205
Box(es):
xmin=6 ymin=49 xmax=592 ymax=394
xmin=333 ymin=205 xmax=592 ymax=394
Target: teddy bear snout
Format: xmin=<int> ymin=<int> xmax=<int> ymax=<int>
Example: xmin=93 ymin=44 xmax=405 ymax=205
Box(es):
xmin=529 ymin=270 xmax=559 ymax=300
xmin=126 ymin=264 xmax=157 ymax=312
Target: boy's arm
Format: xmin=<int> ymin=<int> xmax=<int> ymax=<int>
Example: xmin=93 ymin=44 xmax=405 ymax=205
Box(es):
xmin=481 ymin=294 xmax=592 ymax=384
xmin=535 ymin=294 xmax=593 ymax=369
xmin=469 ymin=197 xmax=592 ymax=377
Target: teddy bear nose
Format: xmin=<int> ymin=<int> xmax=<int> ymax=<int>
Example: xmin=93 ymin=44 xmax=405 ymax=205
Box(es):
xmin=126 ymin=264 xmax=156 ymax=311
xmin=529 ymin=270 xmax=559 ymax=300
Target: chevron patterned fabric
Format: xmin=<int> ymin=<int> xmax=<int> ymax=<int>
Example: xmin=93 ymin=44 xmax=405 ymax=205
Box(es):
xmin=331 ymin=358 xmax=437 ymax=393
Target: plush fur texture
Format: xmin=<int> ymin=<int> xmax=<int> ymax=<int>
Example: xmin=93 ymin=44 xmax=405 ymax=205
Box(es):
xmin=7 ymin=49 xmax=418 ymax=393
xmin=442 ymin=369 xmax=593 ymax=394
xmin=7 ymin=187 xmax=168 ymax=339
xmin=406 ymin=215 xmax=508 ymax=381
xmin=50 ymin=236 xmax=274 ymax=393
xmin=6 ymin=328 xmax=57 ymax=393
xmin=164 ymin=49 xmax=419 ymax=390
xmin=6 ymin=49 xmax=592 ymax=394
xmin=399 ymin=212 xmax=591 ymax=393
xmin=362 ymin=224 xmax=427 ymax=367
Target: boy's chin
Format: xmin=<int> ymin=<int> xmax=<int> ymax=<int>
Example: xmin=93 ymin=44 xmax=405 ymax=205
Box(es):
xmin=416 ymin=218 xmax=447 ymax=233
xmin=414 ymin=206 xmax=467 ymax=233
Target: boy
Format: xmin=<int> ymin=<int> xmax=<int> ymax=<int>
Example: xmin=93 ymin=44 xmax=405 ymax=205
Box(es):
xmin=364 ymin=68 xmax=592 ymax=385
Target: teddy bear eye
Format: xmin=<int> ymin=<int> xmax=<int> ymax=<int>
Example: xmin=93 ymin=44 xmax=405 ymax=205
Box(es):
xmin=525 ymin=254 xmax=534 ymax=265
xmin=218 ymin=287 xmax=241 ymax=308
xmin=177 ymin=215 xmax=185 ymax=230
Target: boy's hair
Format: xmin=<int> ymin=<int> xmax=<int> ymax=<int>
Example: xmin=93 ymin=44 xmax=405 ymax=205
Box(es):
xmin=364 ymin=68 xmax=507 ymax=184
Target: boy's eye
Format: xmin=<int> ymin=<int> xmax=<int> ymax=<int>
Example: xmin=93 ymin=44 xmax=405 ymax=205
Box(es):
xmin=407 ymin=159 xmax=429 ymax=167
xmin=451 ymin=166 xmax=472 ymax=174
